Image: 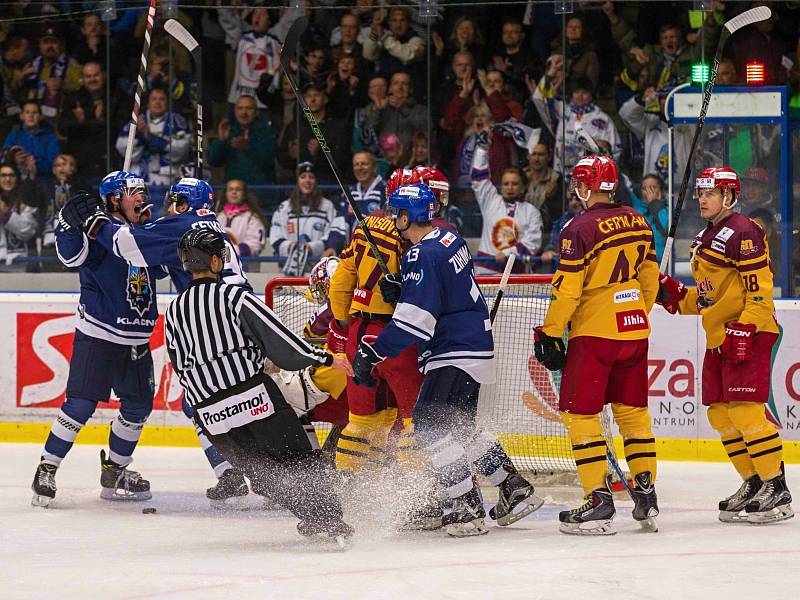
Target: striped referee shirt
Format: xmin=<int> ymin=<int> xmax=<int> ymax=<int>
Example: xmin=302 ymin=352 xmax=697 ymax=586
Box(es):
xmin=164 ymin=278 xmax=332 ymax=407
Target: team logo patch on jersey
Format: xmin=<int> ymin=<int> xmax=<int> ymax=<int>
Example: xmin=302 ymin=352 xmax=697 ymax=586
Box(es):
xmin=196 ymin=209 xmax=212 ymax=217
xmin=710 ymin=240 xmax=726 ymax=253
xmin=440 ymin=231 xmax=457 ymax=247
xmin=560 ymin=238 xmax=573 ymax=255
xmin=615 ymin=309 xmax=648 ymax=332
xmin=126 ymin=266 xmax=153 ymax=317
xmin=740 ymin=239 xmax=757 ymax=255
xmin=716 ymin=227 xmax=735 ymax=242
xmin=614 ymin=289 xmax=640 ymax=303
xmin=491 ymin=217 xmax=520 ymax=250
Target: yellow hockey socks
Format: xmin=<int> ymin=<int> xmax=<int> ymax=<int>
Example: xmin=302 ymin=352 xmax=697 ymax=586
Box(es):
xmin=611 ymin=403 xmax=657 ymax=482
xmin=727 ymin=402 xmax=783 ymax=481
xmin=335 ymin=410 xmax=393 ymax=473
xmin=707 ymin=403 xmax=757 ymax=480
xmin=562 ymin=412 xmax=607 ymax=496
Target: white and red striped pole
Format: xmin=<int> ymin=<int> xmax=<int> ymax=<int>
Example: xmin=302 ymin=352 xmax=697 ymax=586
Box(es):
xmin=123 ymin=0 xmax=158 ymax=172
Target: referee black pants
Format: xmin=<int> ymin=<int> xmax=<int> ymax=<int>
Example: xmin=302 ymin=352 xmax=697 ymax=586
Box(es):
xmin=195 ymin=374 xmax=343 ymax=526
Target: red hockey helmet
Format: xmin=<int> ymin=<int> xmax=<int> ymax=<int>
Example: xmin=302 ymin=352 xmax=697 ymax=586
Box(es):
xmin=571 ymin=155 xmax=619 ymax=194
xmin=413 ymin=166 xmax=450 ymax=208
xmin=386 ymin=168 xmax=419 ymax=203
xmin=695 ymin=167 xmax=741 ymax=194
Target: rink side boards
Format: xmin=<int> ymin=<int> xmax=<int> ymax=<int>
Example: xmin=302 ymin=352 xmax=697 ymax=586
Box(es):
xmin=2 ymin=293 xmax=800 ymax=464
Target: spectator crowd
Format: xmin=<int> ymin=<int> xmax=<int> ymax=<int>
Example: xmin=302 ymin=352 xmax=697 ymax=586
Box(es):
xmin=0 ymin=0 xmax=799 ymax=280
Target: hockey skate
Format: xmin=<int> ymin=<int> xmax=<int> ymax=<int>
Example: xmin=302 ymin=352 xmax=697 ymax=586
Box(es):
xmin=559 ymin=488 xmax=616 ymax=536
xmin=445 ymin=486 xmax=488 ymax=537
xmin=99 ymin=450 xmax=152 ymax=501
xmin=489 ymin=464 xmax=544 ymax=526
xmin=630 ymin=472 xmax=659 ymax=532
xmin=297 ymin=518 xmax=355 ymax=549
xmin=745 ymin=474 xmax=794 ymax=525
xmin=207 ymin=468 xmax=249 ymax=509
xmin=718 ymin=474 xmax=762 ymax=523
xmin=31 ymin=461 xmax=58 ymax=508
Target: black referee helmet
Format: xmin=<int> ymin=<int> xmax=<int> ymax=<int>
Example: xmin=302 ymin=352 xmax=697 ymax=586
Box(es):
xmin=178 ymin=228 xmax=228 ymax=273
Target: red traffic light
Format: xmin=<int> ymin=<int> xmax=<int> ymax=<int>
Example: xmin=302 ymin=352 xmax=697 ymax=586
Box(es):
xmin=745 ymin=61 xmax=765 ymax=85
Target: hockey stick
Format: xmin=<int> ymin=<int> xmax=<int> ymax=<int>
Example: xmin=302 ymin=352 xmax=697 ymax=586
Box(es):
xmin=659 ymin=5 xmax=771 ymax=272
xmin=123 ymin=0 xmax=157 ymax=172
xmin=489 ymin=254 xmax=516 ymax=325
xmin=280 ymin=17 xmax=389 ymax=276
xmin=164 ymin=19 xmax=203 ymax=177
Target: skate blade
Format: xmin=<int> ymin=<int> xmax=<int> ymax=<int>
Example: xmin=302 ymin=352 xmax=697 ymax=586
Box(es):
xmin=559 ymin=520 xmax=616 ymax=536
xmin=100 ymin=488 xmax=152 ymax=502
xmin=637 ymin=516 xmax=658 ymax=533
xmin=719 ymin=510 xmax=750 ymax=523
xmin=495 ymin=493 xmax=545 ymax=526
xmin=747 ymin=504 xmax=794 ymax=525
xmin=31 ymin=493 xmax=53 ymax=508
xmin=446 ymin=518 xmax=489 ymax=537
xmin=209 ymin=495 xmax=250 ymax=511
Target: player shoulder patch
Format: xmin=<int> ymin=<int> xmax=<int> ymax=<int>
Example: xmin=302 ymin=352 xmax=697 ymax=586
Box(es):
xmin=716 ymin=226 xmax=735 ymax=242
xmin=439 ymin=231 xmax=457 ymax=247
xmin=196 ymin=209 xmax=212 ymax=217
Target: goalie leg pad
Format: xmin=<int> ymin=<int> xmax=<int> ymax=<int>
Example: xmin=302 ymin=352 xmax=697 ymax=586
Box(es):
xmin=707 ymin=403 xmax=757 ymax=480
xmin=562 ymin=412 xmax=608 ymax=496
xmin=727 ymin=401 xmax=784 ymax=481
xmin=611 ymin=403 xmax=657 ymax=482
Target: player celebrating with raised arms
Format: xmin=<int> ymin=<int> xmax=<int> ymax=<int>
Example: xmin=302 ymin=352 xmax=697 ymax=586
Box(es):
xmin=534 ymin=155 xmax=660 ymax=535
xmin=657 ymin=167 xmax=792 ymax=524
xmin=32 ymin=174 xmax=159 ymax=506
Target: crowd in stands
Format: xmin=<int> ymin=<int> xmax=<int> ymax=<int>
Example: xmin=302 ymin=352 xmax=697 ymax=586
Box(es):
xmin=0 ymin=0 xmax=799 ymax=282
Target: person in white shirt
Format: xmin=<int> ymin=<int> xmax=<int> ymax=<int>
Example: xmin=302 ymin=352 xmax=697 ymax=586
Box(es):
xmin=470 ymin=140 xmax=543 ymax=275
xmin=214 ymin=179 xmax=267 ymax=259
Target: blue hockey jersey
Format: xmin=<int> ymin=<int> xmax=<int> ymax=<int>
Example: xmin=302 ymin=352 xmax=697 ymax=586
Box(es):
xmin=373 ymin=228 xmax=496 ymax=384
xmin=55 ymin=219 xmax=161 ymax=346
xmin=94 ymin=209 xmax=251 ymax=292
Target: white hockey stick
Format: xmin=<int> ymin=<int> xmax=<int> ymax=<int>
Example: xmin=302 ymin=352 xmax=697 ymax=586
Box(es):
xmin=123 ymin=0 xmax=157 ymax=172
xmin=164 ymin=19 xmax=203 ymax=177
xmin=660 ymin=5 xmax=771 ymax=271
xmin=489 ymin=253 xmax=516 ymax=325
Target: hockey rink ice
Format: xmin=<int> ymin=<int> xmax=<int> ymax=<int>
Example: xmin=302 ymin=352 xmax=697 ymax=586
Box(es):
xmin=2 ymin=443 xmax=798 ymax=600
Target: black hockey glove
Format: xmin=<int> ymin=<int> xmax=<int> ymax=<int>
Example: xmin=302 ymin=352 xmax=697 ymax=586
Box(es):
xmin=533 ymin=327 xmax=566 ymax=371
xmin=379 ymin=272 xmax=403 ymax=304
xmin=352 ymin=334 xmax=384 ymax=388
xmin=59 ymin=192 xmax=109 ymax=238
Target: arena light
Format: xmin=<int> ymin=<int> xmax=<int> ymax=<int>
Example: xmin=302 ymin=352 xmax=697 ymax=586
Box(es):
xmin=746 ymin=61 xmax=766 ymax=85
xmin=691 ymin=63 xmax=710 ymax=84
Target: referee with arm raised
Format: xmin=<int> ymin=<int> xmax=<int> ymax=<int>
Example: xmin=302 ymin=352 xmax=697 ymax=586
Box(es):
xmin=164 ymin=228 xmax=354 ymax=543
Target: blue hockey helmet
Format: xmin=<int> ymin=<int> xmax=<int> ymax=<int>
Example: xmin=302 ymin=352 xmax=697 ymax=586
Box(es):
xmin=387 ymin=183 xmax=436 ymax=224
xmin=165 ymin=177 xmax=214 ymax=211
xmin=99 ymin=171 xmax=148 ymax=206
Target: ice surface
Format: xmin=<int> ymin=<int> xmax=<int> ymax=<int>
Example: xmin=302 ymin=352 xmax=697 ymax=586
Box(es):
xmin=1 ymin=443 xmax=798 ymax=600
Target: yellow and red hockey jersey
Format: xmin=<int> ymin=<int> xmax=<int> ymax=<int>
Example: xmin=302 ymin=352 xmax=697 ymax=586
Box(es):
xmin=542 ymin=203 xmax=659 ymax=340
xmin=329 ymin=215 xmax=403 ymax=321
xmin=677 ymin=212 xmax=778 ymax=349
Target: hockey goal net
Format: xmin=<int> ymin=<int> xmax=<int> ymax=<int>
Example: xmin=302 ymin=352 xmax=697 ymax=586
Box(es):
xmin=265 ymin=275 xmax=618 ymax=481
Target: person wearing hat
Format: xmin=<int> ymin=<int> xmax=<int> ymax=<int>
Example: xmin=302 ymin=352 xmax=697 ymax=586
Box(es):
xmin=26 ymin=25 xmax=82 ymax=120
xmin=532 ymin=74 xmax=621 ymax=175
xmin=269 ymin=161 xmax=337 ymax=275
